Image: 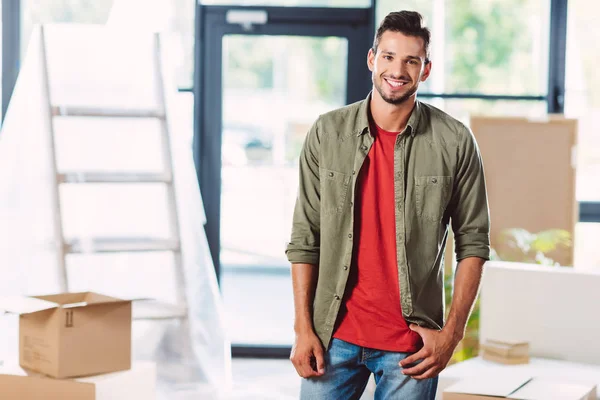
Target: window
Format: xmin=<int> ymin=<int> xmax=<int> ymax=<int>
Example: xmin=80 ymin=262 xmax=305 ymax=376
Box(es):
xmin=21 ymin=0 xmax=194 ymax=88
xmin=426 ymin=98 xmax=547 ymax=125
xmin=376 ymin=0 xmax=550 ymax=96
xmin=220 ymin=34 xmax=349 ymax=345
xmin=21 ymin=0 xmax=114 ymax=57
xmin=565 ymin=0 xmax=600 ymax=203
xmin=566 ymin=0 xmax=600 ymax=269
xmin=106 ymin=0 xmax=196 ymax=87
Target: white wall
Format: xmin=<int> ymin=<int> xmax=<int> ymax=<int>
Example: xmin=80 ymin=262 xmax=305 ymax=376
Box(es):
xmin=479 ymin=261 xmax=600 ymax=364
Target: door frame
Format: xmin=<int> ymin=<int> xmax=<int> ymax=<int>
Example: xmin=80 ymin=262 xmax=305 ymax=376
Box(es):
xmin=193 ymin=4 xmax=373 ymax=356
xmin=194 ymin=4 xmax=373 ymax=280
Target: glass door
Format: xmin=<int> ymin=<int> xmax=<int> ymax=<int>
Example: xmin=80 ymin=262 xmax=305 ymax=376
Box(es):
xmin=196 ymin=6 xmax=372 ymax=351
xmin=220 ymin=34 xmax=348 ymax=345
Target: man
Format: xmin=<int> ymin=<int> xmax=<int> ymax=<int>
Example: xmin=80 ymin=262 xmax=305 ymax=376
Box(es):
xmin=286 ymin=10 xmax=490 ymax=400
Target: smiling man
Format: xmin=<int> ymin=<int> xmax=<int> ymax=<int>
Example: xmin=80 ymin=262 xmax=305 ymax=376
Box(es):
xmin=286 ymin=10 xmax=490 ymax=400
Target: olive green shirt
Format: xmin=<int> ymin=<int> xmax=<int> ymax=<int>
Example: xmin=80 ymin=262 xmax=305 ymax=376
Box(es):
xmin=285 ymin=93 xmax=490 ymax=350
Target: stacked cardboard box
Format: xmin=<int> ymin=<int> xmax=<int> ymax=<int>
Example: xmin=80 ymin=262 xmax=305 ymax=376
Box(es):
xmin=443 ymin=374 xmax=597 ymax=400
xmin=0 ymin=362 xmax=156 ymax=400
xmin=0 ymin=292 xmax=156 ymax=399
xmin=481 ymin=339 xmax=530 ymax=365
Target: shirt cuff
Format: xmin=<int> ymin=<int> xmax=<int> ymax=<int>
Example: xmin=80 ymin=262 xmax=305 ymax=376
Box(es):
xmin=454 ymin=232 xmax=490 ymax=261
xmin=285 ymin=245 xmax=320 ymax=265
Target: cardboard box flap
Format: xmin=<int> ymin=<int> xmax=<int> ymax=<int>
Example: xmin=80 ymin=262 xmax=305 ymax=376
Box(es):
xmin=34 ymin=292 xmax=88 ymax=305
xmin=0 ymin=296 xmax=58 ymax=314
xmin=84 ymin=292 xmax=128 ymax=305
xmin=509 ymin=378 xmax=596 ymax=400
xmin=486 ymin=339 xmax=528 ymax=347
xmin=34 ymin=292 xmax=127 ymax=308
xmin=61 ymin=302 xmax=90 ymax=309
xmin=61 ymin=299 xmax=130 ymax=310
xmin=444 ymin=375 xmax=532 ymax=397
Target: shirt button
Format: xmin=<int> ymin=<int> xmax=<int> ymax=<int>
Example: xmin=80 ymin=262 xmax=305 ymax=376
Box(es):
xmin=361 ymin=145 xmax=368 ymax=151
xmin=334 ymin=295 xmax=340 ymax=300
xmin=348 ymin=234 xmax=352 ymax=238
xmin=343 ymin=266 xmax=348 ymax=270
xmin=352 ymin=170 xmax=356 ymax=175
xmin=432 ymin=178 xmax=437 ymax=183
xmin=329 ymin=172 xmax=334 ymax=177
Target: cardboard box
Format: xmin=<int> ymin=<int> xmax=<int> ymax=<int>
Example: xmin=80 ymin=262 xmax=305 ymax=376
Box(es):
xmin=481 ymin=339 xmax=529 ymax=365
xmin=482 ymin=351 xmax=529 ymax=365
xmin=443 ymin=375 xmax=597 ymax=400
xmin=0 ymin=292 xmax=132 ymax=378
xmin=481 ymin=339 xmax=529 ymax=358
xmin=510 ymin=378 xmax=596 ymax=400
xmin=0 ymin=362 xmax=156 ymax=400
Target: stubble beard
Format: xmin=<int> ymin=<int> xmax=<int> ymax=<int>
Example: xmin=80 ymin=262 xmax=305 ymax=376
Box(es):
xmin=374 ymin=76 xmax=419 ymax=105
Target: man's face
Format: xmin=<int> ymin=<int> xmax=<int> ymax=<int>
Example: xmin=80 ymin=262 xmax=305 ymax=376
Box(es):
xmin=368 ymin=31 xmax=432 ymax=105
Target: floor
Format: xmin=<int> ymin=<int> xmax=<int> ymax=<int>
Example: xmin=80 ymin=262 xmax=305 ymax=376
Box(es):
xmin=229 ymin=358 xmax=376 ymax=400
xmin=231 ymin=358 xmax=300 ymax=399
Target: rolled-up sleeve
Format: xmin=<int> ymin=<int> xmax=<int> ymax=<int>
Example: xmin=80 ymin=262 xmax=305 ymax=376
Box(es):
xmin=285 ymin=118 xmax=321 ymax=265
xmin=450 ymin=127 xmax=491 ymax=261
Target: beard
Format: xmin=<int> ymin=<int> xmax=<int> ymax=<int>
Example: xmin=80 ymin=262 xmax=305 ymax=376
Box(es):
xmin=374 ymin=75 xmax=419 ymax=105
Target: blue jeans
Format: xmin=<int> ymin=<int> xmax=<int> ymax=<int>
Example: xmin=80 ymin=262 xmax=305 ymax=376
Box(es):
xmin=300 ymin=338 xmax=438 ymax=400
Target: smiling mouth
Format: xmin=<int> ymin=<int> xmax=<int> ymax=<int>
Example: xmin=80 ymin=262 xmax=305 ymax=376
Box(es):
xmin=384 ymin=78 xmax=410 ymax=89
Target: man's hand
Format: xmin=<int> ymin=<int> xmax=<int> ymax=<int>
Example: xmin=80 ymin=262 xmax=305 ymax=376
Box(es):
xmin=290 ymin=331 xmax=325 ymax=378
xmin=399 ymin=324 xmax=461 ymax=380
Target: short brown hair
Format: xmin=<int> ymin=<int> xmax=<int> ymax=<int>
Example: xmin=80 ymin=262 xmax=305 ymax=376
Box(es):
xmin=373 ymin=11 xmax=431 ymax=63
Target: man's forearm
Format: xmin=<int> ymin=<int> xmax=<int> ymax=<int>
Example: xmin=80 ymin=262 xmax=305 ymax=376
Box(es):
xmin=443 ymin=256 xmax=485 ymax=341
xmin=291 ymin=263 xmax=319 ymax=334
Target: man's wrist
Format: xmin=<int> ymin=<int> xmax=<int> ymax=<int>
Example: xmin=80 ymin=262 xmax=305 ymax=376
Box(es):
xmin=294 ymin=320 xmax=314 ymax=335
xmin=443 ymin=320 xmax=465 ymax=343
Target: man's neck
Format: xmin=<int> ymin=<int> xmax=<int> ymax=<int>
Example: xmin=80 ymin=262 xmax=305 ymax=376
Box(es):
xmin=369 ymin=91 xmax=416 ymax=133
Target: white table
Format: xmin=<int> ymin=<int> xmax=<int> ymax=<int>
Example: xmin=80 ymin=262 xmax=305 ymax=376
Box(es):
xmin=437 ymin=356 xmax=600 ymax=399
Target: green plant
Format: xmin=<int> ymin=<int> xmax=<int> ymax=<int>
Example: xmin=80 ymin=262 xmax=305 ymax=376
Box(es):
xmin=493 ymin=228 xmax=572 ymax=266
xmin=444 ymin=264 xmax=481 ymax=364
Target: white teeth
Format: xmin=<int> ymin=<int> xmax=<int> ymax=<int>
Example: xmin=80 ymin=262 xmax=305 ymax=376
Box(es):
xmin=386 ymin=79 xmax=406 ymax=88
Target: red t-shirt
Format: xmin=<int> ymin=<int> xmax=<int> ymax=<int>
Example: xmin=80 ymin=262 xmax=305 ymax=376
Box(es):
xmin=332 ymin=122 xmax=421 ymax=352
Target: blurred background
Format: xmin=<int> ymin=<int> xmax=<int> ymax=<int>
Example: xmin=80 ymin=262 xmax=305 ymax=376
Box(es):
xmin=0 ymin=0 xmax=598 ymax=398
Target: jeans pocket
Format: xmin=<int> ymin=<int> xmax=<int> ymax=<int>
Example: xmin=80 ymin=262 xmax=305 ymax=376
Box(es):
xmin=415 ymin=176 xmax=452 ymax=222
xmin=320 ymin=168 xmax=351 ymax=216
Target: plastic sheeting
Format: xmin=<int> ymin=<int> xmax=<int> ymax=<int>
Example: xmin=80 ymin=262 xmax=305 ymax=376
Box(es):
xmin=0 ymin=24 xmax=231 ymax=398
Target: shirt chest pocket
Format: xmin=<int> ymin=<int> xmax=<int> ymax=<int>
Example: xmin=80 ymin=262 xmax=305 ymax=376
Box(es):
xmin=320 ymin=168 xmax=351 ymax=216
xmin=415 ymin=176 xmax=453 ymax=222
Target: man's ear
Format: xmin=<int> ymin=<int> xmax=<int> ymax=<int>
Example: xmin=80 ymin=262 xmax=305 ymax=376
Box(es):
xmin=367 ymin=48 xmax=375 ymax=72
xmin=420 ymin=60 xmax=432 ymax=82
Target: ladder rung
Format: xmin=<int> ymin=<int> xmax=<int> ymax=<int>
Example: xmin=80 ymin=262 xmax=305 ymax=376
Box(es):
xmin=132 ymin=300 xmax=187 ymax=320
xmin=66 ymin=237 xmax=180 ymax=253
xmin=52 ymin=106 xmax=165 ymax=119
xmin=58 ymin=172 xmax=171 ymax=184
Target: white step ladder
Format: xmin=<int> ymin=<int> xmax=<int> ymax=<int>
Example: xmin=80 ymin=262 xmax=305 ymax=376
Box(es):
xmin=0 ymin=24 xmax=232 ymax=394
xmin=39 ymin=25 xmax=187 ymax=321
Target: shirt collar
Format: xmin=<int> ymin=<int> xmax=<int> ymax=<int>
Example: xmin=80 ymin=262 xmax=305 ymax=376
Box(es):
xmin=357 ymin=92 xmax=422 ymax=137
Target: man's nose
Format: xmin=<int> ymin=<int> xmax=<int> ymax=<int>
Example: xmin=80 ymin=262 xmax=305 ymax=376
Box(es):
xmin=389 ymin=60 xmax=407 ymax=78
